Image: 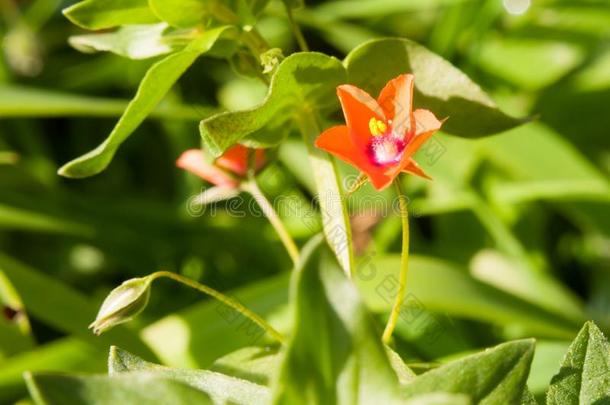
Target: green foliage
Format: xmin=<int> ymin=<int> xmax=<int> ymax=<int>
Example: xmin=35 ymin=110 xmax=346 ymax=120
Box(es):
xmin=58 ymin=26 xmax=232 ymax=178
xmin=402 ymin=340 xmax=534 ymax=403
xmin=109 ymin=346 xmax=270 ymax=404
xmin=271 ymin=236 xmax=403 ymax=404
xmin=63 ymin=0 xmax=160 ymax=30
xmin=2 ymin=0 xmax=610 ymax=403
xmin=68 ymin=23 xmax=179 ymax=60
xmin=25 ymin=372 xmax=214 ymax=405
xmin=200 ymin=52 xmax=345 ymax=156
xmin=547 ymin=322 xmax=610 ymax=404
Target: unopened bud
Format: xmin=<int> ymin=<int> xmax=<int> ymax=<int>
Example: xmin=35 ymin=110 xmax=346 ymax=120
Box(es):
xmin=89 ymin=277 xmax=152 ymax=335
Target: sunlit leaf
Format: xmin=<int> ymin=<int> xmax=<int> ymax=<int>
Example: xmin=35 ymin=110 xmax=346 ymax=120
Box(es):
xmin=63 ymin=0 xmax=159 ymax=30
xmin=25 ymin=372 xmax=213 ymax=405
xmin=402 ymin=340 xmax=535 ymax=403
xmin=547 ymin=321 xmax=610 ymax=404
xmin=58 ymin=26 xmax=232 ymax=178
xmin=200 ymin=52 xmax=346 ymax=156
xmin=109 ymin=346 xmax=270 ymax=405
xmin=345 ymin=38 xmax=527 ymax=137
xmin=69 ymin=23 xmax=178 ymax=60
xmin=271 ymin=236 xmax=403 ymax=404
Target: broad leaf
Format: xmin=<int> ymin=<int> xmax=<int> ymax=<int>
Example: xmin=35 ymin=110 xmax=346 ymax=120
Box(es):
xmin=547 ymin=321 xmax=610 ymax=404
xmin=63 ymin=0 xmax=159 ymax=30
xmin=109 ymin=346 xmax=270 ymax=405
xmin=25 ymin=372 xmax=213 ymax=405
xmin=345 ymin=38 xmax=526 ymax=137
xmin=405 ymin=393 xmax=471 ymax=405
xmin=210 ymin=346 xmax=281 ymax=385
xmin=59 ymin=26 xmax=232 ymax=178
xmin=402 ymin=340 xmax=535 ymax=403
xmin=200 ymin=52 xmax=346 ymax=156
xmin=271 ymin=235 xmax=403 ymax=404
xmin=69 ymin=23 xmax=178 ymax=60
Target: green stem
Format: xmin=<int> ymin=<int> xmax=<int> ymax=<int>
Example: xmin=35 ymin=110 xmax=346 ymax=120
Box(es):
xmin=241 ymin=179 xmax=300 ymax=266
xmin=284 ymin=3 xmax=309 ymax=52
xmin=149 ymin=271 xmax=285 ymax=343
xmin=382 ymin=179 xmax=410 ymax=344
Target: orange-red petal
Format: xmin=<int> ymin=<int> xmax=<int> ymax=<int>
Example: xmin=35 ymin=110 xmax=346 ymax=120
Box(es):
xmin=402 ymin=158 xmax=432 ymax=180
xmin=315 ymin=125 xmax=394 ymax=191
xmin=413 ymin=108 xmax=443 ymax=136
xmin=377 ymin=74 xmax=414 ymax=137
xmin=177 ymin=149 xmax=238 ymax=188
xmin=337 ymin=85 xmax=385 ymax=149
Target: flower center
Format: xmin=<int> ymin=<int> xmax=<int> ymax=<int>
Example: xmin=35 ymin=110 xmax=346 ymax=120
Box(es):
xmin=367 ymin=118 xmax=405 ymax=166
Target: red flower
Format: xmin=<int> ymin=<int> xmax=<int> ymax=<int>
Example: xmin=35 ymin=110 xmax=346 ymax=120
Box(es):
xmin=315 ymin=74 xmax=443 ymax=190
xmin=177 ymin=145 xmax=266 ymax=188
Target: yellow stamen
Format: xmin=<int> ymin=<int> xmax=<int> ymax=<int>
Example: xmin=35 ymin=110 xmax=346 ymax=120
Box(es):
xmin=369 ymin=118 xmax=387 ymax=137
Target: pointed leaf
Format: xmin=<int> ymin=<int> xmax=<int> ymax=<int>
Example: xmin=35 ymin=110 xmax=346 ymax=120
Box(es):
xmin=345 ymin=38 xmax=527 ymax=137
xmin=59 ymin=26 xmax=232 ymax=178
xmin=200 ymin=52 xmax=346 ymax=157
xmin=109 ymin=346 xmax=270 ymax=405
xmin=401 ymin=339 xmax=535 ymax=404
xmin=547 ymin=321 xmax=610 ymax=405
xmin=271 ymin=235 xmax=402 ymax=404
xmin=25 ymin=372 xmax=213 ymax=405
xmin=63 ymin=0 xmax=159 ymax=30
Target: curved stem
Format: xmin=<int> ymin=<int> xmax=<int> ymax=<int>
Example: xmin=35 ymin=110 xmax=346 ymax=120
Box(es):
xmin=284 ymin=3 xmax=309 ymax=52
xmin=149 ymin=271 xmax=285 ymax=344
xmin=382 ymin=179 xmax=410 ymax=344
xmin=241 ymin=179 xmax=300 ymax=266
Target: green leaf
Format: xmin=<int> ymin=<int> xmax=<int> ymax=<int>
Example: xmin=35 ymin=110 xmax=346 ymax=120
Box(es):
xmin=547 ymin=321 xmax=610 ymax=405
xmin=402 ymin=340 xmax=535 ymax=403
xmin=58 ymin=26 xmax=232 ymax=178
xmin=386 ymin=346 xmax=416 ymax=385
xmin=0 ymin=85 xmax=212 ymax=119
xmin=210 ymin=346 xmax=281 ymax=385
xmin=200 ymin=52 xmax=346 ymax=157
xmin=345 ymin=38 xmax=526 ymax=137
xmin=69 ymin=23 xmax=178 ymax=60
xmin=149 ymin=0 xmax=220 ymax=28
xmin=0 ymin=338 xmax=104 ymax=404
xmin=109 ymin=346 xmax=270 ymax=405
xmin=63 ymin=0 xmax=160 ymax=30
xmin=271 ymin=235 xmax=402 ymax=404
xmin=25 ymin=372 xmax=213 ymax=405
xmin=405 ymin=392 xmax=471 ymax=405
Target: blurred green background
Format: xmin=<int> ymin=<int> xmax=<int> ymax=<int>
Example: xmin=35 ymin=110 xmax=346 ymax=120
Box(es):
xmin=1 ymin=0 xmax=609 ymax=403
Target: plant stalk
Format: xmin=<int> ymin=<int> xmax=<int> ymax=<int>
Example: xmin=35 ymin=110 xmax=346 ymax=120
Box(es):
xmin=382 ymin=179 xmax=410 ymax=344
xmin=149 ymin=271 xmax=285 ymax=343
xmin=241 ymin=179 xmax=300 ymax=266
xmin=284 ymin=3 xmax=309 ymax=52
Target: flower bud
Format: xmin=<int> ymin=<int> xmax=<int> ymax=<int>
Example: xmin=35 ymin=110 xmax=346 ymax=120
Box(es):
xmin=89 ymin=277 xmax=152 ymax=335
